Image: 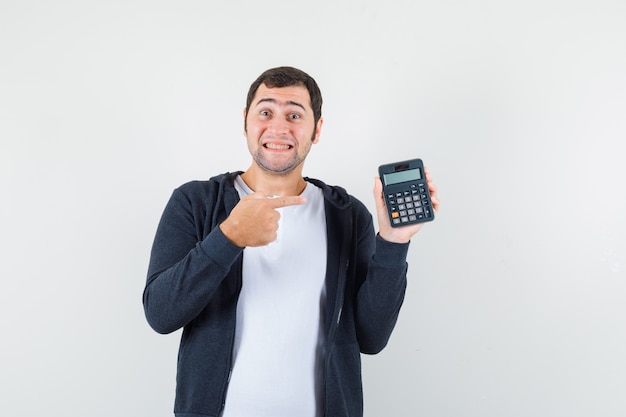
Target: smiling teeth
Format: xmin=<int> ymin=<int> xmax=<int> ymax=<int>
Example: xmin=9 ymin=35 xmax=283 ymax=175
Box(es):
xmin=265 ymin=143 xmax=291 ymax=150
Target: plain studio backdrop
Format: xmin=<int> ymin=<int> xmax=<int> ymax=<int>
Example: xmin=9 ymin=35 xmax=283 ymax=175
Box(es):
xmin=1 ymin=1 xmax=625 ymax=416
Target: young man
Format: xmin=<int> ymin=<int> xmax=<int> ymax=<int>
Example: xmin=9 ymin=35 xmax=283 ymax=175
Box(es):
xmin=143 ymin=66 xmax=439 ymax=417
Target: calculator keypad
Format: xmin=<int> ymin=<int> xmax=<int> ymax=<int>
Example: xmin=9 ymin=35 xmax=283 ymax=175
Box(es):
xmin=386 ymin=183 xmax=433 ymax=226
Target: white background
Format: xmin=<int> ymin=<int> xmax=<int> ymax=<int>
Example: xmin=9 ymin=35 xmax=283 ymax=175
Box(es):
xmin=1 ymin=1 xmax=625 ymax=416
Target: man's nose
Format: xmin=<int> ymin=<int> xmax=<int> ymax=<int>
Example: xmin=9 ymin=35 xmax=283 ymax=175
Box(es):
xmin=268 ymin=118 xmax=289 ymax=135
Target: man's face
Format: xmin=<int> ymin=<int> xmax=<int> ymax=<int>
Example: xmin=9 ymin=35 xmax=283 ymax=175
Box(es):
xmin=244 ymin=84 xmax=322 ymax=176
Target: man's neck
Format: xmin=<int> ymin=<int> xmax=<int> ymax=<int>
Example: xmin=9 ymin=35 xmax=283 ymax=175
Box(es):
xmin=240 ymin=167 xmax=307 ymax=197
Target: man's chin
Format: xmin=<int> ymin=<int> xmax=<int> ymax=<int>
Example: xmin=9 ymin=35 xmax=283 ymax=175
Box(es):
xmin=254 ymin=155 xmax=303 ymax=176
xmin=259 ymin=164 xmax=297 ymax=176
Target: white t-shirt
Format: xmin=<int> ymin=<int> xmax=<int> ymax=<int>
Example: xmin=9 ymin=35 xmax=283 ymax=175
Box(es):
xmin=221 ymin=177 xmax=327 ymax=417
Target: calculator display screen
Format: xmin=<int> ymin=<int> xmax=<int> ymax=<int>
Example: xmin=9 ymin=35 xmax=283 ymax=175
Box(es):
xmin=383 ymin=168 xmax=422 ymax=185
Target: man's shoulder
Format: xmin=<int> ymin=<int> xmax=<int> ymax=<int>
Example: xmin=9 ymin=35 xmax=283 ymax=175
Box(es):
xmin=305 ymin=177 xmax=368 ymax=213
xmin=167 ymin=172 xmax=242 ymax=208
xmin=175 ymin=172 xmax=240 ymax=193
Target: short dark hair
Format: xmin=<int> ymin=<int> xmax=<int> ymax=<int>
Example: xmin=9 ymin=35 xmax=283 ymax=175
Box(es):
xmin=245 ymin=66 xmax=323 ymax=126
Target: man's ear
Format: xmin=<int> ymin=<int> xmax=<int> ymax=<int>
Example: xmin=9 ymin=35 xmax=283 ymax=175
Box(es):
xmin=243 ymin=108 xmax=247 ymax=134
xmin=312 ymin=117 xmax=323 ymax=144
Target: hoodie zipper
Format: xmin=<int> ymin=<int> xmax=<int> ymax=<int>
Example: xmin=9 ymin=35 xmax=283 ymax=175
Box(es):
xmin=323 ymin=212 xmax=352 ymax=416
xmin=218 ymin=259 xmax=242 ymax=415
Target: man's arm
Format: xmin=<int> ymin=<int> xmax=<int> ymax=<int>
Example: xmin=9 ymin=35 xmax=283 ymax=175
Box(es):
xmin=143 ymin=187 xmax=308 ymax=334
xmin=354 ymin=170 xmax=439 ymax=353
xmin=143 ymin=188 xmax=243 ymax=334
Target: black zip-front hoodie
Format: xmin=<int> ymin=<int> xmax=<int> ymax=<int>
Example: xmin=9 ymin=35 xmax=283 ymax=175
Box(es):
xmin=144 ymin=172 xmax=410 ymax=417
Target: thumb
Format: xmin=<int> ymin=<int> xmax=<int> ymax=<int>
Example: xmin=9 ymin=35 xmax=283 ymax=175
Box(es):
xmin=373 ymin=176 xmax=385 ymax=208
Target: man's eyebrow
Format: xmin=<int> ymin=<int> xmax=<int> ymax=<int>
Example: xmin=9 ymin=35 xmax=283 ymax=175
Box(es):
xmin=255 ymin=98 xmax=306 ymax=111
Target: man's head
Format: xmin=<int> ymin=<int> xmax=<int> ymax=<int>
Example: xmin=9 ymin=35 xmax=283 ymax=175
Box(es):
xmin=245 ymin=66 xmax=323 ymax=131
xmin=243 ymin=67 xmax=324 ymax=177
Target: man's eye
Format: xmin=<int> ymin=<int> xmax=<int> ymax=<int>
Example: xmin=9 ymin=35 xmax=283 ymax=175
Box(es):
xmin=260 ymin=110 xmax=271 ymax=117
xmin=289 ymin=113 xmax=301 ymax=120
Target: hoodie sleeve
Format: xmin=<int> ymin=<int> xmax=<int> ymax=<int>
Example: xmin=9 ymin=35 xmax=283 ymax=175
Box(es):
xmin=143 ymin=185 xmax=243 ymax=334
xmin=352 ymin=200 xmax=409 ymax=354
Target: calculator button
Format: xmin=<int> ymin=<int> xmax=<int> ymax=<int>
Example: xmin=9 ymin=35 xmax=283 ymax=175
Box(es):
xmin=391 ymin=212 xmax=400 ymax=219
xmin=406 ymin=202 xmax=414 ymax=209
xmin=409 ymin=215 xmax=417 ymax=222
xmin=393 ymin=218 xmax=401 ymax=225
xmin=399 ymin=210 xmax=407 ymax=217
xmin=398 ymin=204 xmax=406 ymax=210
xmin=407 ymin=209 xmax=415 ymax=215
xmin=396 ymin=197 xmax=404 ymax=204
xmin=401 ymin=216 xmax=409 ymax=223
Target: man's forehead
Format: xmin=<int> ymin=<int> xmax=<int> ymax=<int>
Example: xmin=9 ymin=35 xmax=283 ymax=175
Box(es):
xmin=253 ymin=84 xmax=312 ymax=109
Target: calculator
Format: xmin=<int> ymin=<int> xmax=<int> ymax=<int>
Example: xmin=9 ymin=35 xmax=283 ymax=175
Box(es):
xmin=378 ymin=158 xmax=435 ymax=227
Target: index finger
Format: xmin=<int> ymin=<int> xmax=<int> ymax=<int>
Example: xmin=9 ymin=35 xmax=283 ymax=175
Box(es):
xmin=267 ymin=195 xmax=307 ymax=208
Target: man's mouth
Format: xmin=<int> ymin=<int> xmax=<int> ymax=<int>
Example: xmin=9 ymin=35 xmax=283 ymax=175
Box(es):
xmin=264 ymin=143 xmax=293 ymax=150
